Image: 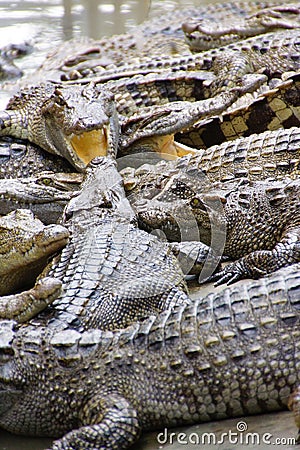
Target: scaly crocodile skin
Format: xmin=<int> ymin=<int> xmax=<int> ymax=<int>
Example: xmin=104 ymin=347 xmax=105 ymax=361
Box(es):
xmin=178 ymin=71 xmax=300 ymax=149
xmin=0 ymin=137 xmax=73 ymax=178
xmin=25 ymin=157 xmax=191 ymax=331
xmin=121 ymin=126 xmax=300 ymax=200
xmin=38 ymin=0 xmax=295 ymax=81
xmin=0 ymin=263 xmax=299 ymax=448
xmin=136 ymin=176 xmax=300 ymax=284
xmin=183 ymin=3 xmax=300 ymax=51
xmin=0 ymin=209 xmax=69 ymax=296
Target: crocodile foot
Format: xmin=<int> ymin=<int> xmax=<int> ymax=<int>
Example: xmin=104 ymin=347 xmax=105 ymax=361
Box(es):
xmin=206 ymin=259 xmax=267 ymax=286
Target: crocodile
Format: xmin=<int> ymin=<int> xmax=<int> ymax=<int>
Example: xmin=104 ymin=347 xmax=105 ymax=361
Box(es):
xmin=135 ymin=176 xmax=300 ymax=285
xmin=0 ymin=71 xmax=267 ymax=166
xmin=0 ymin=171 xmax=82 ymax=224
xmin=0 ymin=262 xmax=299 ymax=449
xmin=0 ymin=208 xmax=69 ymax=296
xmin=17 ymin=156 xmax=206 ymax=332
xmin=37 ymin=0 xmax=294 ymax=82
xmin=183 ymin=4 xmax=300 ymax=51
xmin=71 ymin=29 xmax=300 ymax=92
xmin=120 ymin=126 xmax=300 ymax=200
xmin=0 ymin=82 xmax=120 ymax=171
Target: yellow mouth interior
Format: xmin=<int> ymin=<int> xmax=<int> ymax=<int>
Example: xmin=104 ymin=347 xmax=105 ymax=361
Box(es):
xmin=70 ymin=128 xmax=108 ymax=165
xmin=147 ymin=135 xmax=202 ymax=160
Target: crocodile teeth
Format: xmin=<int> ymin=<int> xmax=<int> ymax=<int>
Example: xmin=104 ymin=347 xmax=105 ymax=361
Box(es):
xmin=70 ymin=128 xmax=107 ymax=166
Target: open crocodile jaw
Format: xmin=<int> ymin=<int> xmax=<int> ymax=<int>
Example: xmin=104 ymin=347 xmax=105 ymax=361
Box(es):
xmin=134 ymin=134 xmax=202 ymax=159
xmin=69 ymin=128 xmax=108 ymax=168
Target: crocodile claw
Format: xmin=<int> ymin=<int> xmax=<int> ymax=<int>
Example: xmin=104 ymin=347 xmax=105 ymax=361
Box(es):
xmin=206 ymin=261 xmax=246 ymax=286
xmin=208 ymin=257 xmax=270 ymax=286
xmin=213 ymin=270 xmax=242 ymax=286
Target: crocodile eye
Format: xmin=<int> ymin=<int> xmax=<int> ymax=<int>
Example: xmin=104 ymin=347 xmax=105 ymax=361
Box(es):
xmin=190 ymin=197 xmax=206 ymax=210
xmin=190 ymin=197 xmax=199 ymax=206
xmin=40 ymin=178 xmax=51 ymax=186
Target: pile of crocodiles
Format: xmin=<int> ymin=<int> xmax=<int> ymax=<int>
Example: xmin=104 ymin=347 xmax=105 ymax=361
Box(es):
xmin=1 ymin=1 xmax=300 ymax=449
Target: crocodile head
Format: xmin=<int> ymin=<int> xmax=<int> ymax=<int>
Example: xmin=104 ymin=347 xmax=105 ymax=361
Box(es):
xmin=0 ymin=172 xmax=82 ymax=224
xmin=182 ymin=6 xmax=300 ymax=51
xmin=41 ymin=83 xmax=120 ymax=170
xmin=5 ymin=82 xmax=120 ymax=171
xmin=65 ymin=156 xmax=135 ymax=222
xmin=0 ymin=208 xmax=69 ymax=295
xmin=134 ymin=173 xmax=227 ymax=246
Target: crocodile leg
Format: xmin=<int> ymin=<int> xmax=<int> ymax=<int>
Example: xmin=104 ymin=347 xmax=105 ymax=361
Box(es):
xmin=50 ymin=393 xmax=140 ymax=450
xmin=209 ymin=228 xmax=300 ymax=285
xmin=210 ymin=51 xmax=254 ymax=92
xmin=0 ymin=277 xmax=62 ymax=323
